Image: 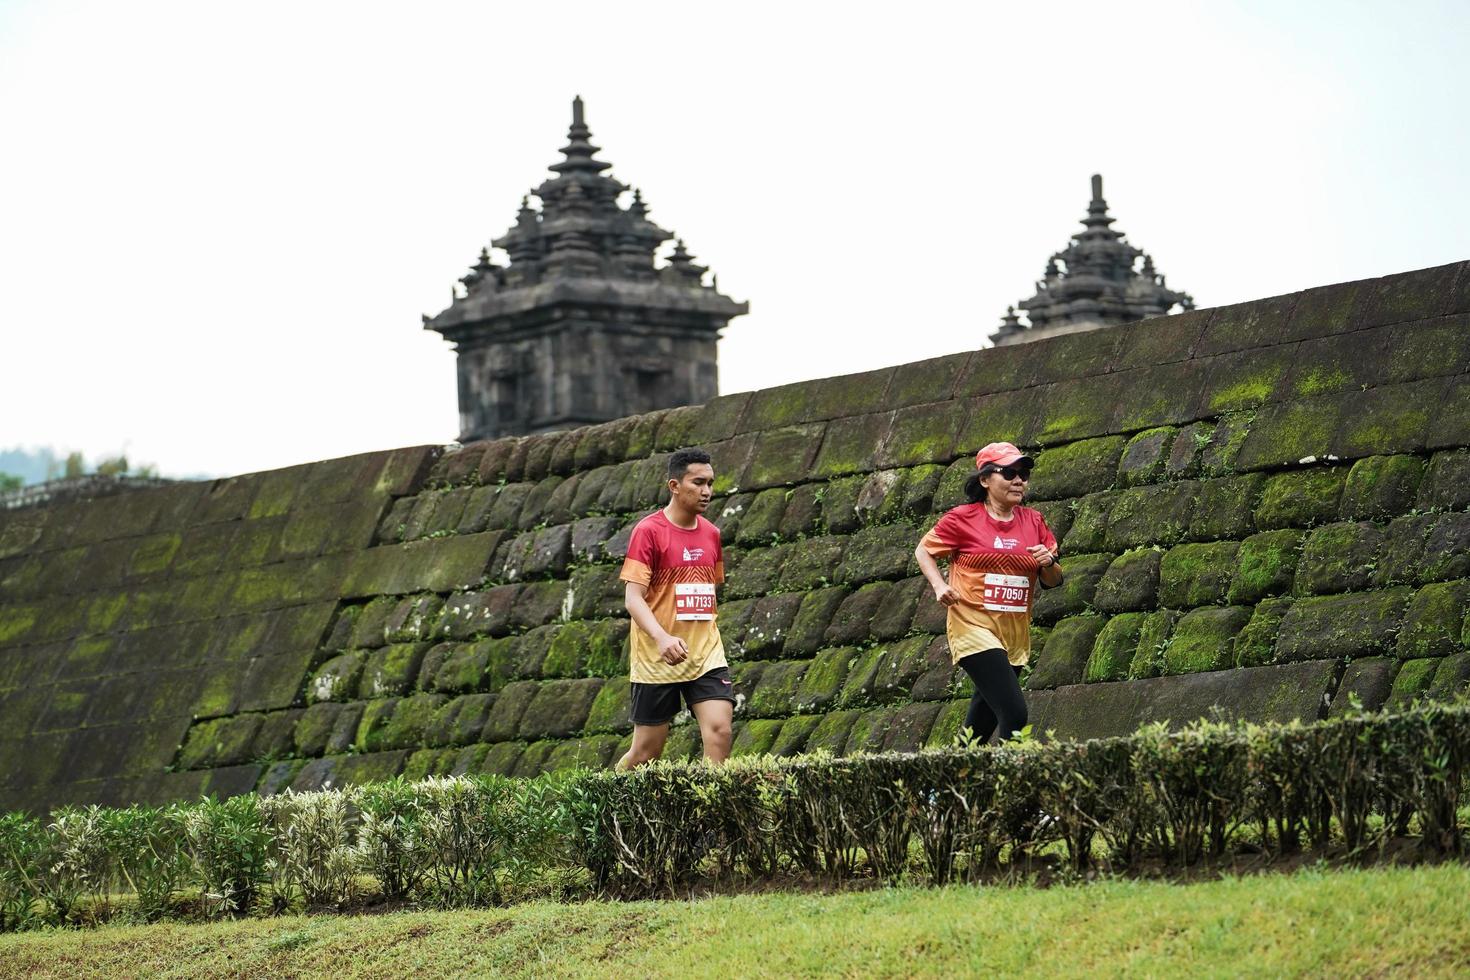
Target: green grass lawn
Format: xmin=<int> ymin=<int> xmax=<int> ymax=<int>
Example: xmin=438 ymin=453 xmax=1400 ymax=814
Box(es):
xmin=2 ymin=863 xmax=1468 ymax=978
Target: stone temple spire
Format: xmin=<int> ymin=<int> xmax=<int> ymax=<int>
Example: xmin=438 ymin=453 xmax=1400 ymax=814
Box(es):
xmin=424 ymin=98 xmax=748 ymax=441
xmin=991 ymin=175 xmax=1193 ymax=346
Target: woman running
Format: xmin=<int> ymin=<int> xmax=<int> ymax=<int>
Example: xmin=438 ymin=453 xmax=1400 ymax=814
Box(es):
xmin=914 ymin=441 xmax=1063 ymax=743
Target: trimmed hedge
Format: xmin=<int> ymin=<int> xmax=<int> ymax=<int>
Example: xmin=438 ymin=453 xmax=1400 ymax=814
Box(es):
xmin=2 ymin=701 xmax=1468 ymax=928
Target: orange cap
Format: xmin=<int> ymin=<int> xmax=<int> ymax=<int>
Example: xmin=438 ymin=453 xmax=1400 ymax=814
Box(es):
xmin=974 ymin=441 xmax=1034 ymax=471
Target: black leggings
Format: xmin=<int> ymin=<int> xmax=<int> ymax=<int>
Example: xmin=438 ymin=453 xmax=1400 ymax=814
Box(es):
xmin=958 ymin=649 xmax=1028 ymax=743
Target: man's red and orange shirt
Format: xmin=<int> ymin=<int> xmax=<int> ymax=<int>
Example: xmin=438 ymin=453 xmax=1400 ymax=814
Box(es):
xmin=618 ymin=510 xmax=728 ymax=684
xmin=919 ymin=503 xmax=1058 ymax=666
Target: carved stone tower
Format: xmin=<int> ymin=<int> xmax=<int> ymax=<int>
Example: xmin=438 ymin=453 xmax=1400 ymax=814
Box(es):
xmin=426 ymin=97 xmax=749 ymax=441
xmin=992 ymin=175 xmax=1193 ymax=346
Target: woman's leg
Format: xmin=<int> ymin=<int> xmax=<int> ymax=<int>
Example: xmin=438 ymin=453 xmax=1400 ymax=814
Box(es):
xmin=958 ymin=649 xmax=1029 ymax=743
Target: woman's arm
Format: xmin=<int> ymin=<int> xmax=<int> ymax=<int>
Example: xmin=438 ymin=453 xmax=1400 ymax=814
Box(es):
xmin=914 ymin=544 xmax=959 ymax=606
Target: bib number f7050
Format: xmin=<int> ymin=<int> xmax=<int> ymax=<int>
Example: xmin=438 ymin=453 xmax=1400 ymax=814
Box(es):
xmin=981 ymin=573 xmax=1030 ymax=613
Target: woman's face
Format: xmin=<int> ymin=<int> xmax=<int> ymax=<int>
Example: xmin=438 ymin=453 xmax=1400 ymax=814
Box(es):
xmin=983 ymin=468 xmax=1028 ymax=507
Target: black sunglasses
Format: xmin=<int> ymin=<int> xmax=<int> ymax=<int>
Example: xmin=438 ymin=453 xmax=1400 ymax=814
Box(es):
xmin=983 ymin=465 xmax=1031 ymax=481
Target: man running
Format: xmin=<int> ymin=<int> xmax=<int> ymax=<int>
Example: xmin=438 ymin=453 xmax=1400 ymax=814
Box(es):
xmin=616 ymin=448 xmax=734 ymax=768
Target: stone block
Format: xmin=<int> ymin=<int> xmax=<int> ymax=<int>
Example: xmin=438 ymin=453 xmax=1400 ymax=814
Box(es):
xmin=515 ymin=475 xmax=567 ymax=530
xmin=875 ymin=401 xmax=966 ymax=469
xmin=910 ymin=636 xmax=962 ymax=701
xmin=784 ymin=587 xmax=849 ymax=656
xmin=924 ymin=699 xmax=971 ymax=748
xmin=1128 ymin=608 xmax=1180 ymax=679
xmin=825 ymin=582 xmax=894 ymax=646
xmin=431 ymin=642 xmax=491 ymax=694
xmin=769 ymin=715 xmax=822 ymax=756
xmin=812 ymin=413 xmax=893 ymax=479
xmin=1228 ymin=530 xmax=1304 ymax=604
xmin=401 ymin=748 xmax=457 ymax=782
xmin=1255 ymin=467 xmax=1347 ymax=530
xmin=1235 ymin=394 xmax=1351 ymax=471
xmin=747 ymin=661 xmax=808 ymax=718
xmin=509 ymin=581 xmax=569 ymax=631
xmin=1086 ymin=612 xmax=1146 ymax=683
xmin=517 ymin=678 xmax=604 ymax=739
xmin=1158 ymin=541 xmax=1239 ymax=609
xmin=1027 ymin=436 xmax=1125 ymax=501
xmin=293 ymin=701 xmax=343 ymax=756
xmin=742 ymin=593 xmax=805 ymax=659
xmin=835 ymin=523 xmax=917 ymax=585
xmin=481 ymin=680 xmax=538 ymax=742
xmin=1339 ymin=455 xmax=1425 ymax=521
xmin=1093 ymin=548 xmax=1163 ymax=613
xmin=358 ymin=644 xmax=429 ymax=699
xmin=1395 ymin=581 xmax=1470 ymax=660
xmin=818 ymin=475 xmax=866 ymax=534
xmin=881 ymin=701 xmax=945 ymax=753
xmin=1328 ymin=658 xmax=1398 ymax=716
xmin=1032 ymin=553 xmax=1113 ymax=625
xmin=177 ymin=714 xmax=264 ymax=770
xmin=870 ymin=576 xmax=923 ymax=640
xmin=252 ymin=709 xmax=303 ymax=762
xmin=383 ymin=594 xmax=445 ymax=644
xmin=1428 ymin=653 xmax=1470 ymax=702
xmin=307 ymin=651 xmax=366 ymax=703
xmin=1188 ymin=474 xmax=1264 ymax=542
xmin=477 ymin=741 xmax=527 ymax=776
xmin=1275 ymin=589 xmax=1411 ymax=662
xmin=794 ymin=646 xmax=858 ymax=713
xmin=775 ymin=484 xmax=823 ymax=539
xmin=1420 ymin=513 xmax=1470 ymax=583
xmin=743 ymin=424 xmax=827 ymax=488
xmin=1294 ymin=522 xmax=1385 ymax=596
xmin=344 ymin=533 xmax=501 ymax=599
xmin=1164 ymin=421 xmax=1213 ymax=479
xmin=1417 ymin=449 xmax=1470 ymax=512
xmin=371 ymin=693 xmax=448 ymax=751
xmin=1233 ymin=597 xmax=1293 ymax=668
xmin=1163 ymin=606 xmax=1251 ymax=675
xmin=843 ymin=707 xmax=903 ymax=755
xmin=733 ymin=488 xmax=787 ymax=546
xmin=1386 ymin=658 xmax=1437 ymax=709
xmin=585 ymin=681 xmax=633 ymax=734
xmin=777 ymin=535 xmax=847 ymax=592
xmin=854 ymin=470 xmax=904 ymax=526
xmin=1026 ymin=615 xmax=1105 ymax=689
xmin=724 ymin=543 xmax=790 ymax=600
xmin=1117 ymin=428 xmax=1176 ymax=487
xmin=1104 ymin=482 xmax=1198 ymax=551
xmin=801 ymin=708 xmax=860 ymax=755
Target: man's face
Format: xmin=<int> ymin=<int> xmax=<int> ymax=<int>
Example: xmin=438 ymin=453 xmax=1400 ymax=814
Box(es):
xmin=668 ymin=462 xmax=715 ymax=513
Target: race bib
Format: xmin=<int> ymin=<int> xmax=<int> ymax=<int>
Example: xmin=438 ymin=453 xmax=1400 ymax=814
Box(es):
xmin=674 ymin=582 xmax=717 ymax=621
xmin=982 ymin=573 xmax=1030 ymax=613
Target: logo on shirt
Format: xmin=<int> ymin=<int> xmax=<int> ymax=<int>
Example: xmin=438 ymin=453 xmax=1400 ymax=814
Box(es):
xmin=682 ymin=546 xmax=705 ymax=562
xmin=993 ymin=535 xmax=1019 ymax=550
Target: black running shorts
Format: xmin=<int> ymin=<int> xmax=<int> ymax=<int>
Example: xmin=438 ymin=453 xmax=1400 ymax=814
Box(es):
xmin=629 ymin=666 xmax=735 ymax=726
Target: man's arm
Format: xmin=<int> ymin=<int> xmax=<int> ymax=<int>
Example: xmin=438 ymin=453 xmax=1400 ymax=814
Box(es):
xmin=624 ymin=581 xmax=689 ymax=665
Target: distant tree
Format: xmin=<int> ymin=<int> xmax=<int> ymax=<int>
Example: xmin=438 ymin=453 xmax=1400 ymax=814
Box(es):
xmin=63 ymin=451 xmax=85 ymax=479
xmin=0 ymin=472 xmax=21 ymax=492
xmin=95 ymin=455 xmax=129 ymax=477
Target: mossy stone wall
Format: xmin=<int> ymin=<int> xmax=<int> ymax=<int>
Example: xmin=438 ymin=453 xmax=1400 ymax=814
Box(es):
xmin=1 ymin=261 xmax=1468 ymax=813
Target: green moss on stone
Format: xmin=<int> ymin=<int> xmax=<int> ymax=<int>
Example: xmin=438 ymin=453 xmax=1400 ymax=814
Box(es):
xmin=1062 ymin=493 xmax=1111 ymax=553
xmin=1026 ymin=615 xmax=1105 ymax=689
xmin=1129 ymin=609 xmax=1180 ymax=679
xmin=724 ymin=543 xmax=791 ymax=600
xmin=812 ymin=413 xmax=892 ymax=480
xmin=1104 ymin=483 xmax=1198 ymax=551
xmin=803 ymin=709 xmax=861 ymax=755
xmin=1188 ymin=474 xmax=1265 ymax=542
xmin=770 ymin=714 xmax=822 ymax=756
xmin=177 ymin=714 xmax=264 ymax=770
xmin=358 ymin=644 xmax=429 ymax=699
xmin=925 ymin=700 xmax=971 ymax=748
xmin=835 ymin=524 xmax=917 ymax=585
xmin=1233 ymin=597 xmax=1293 ymax=668
xmin=585 ymin=681 xmax=633 ymax=734
xmin=353 ymin=698 xmax=399 ymax=753
xmin=541 ymin=621 xmax=593 ymax=678
xmin=1228 ymin=530 xmax=1304 ymax=604
xmin=747 ymin=661 xmax=807 ymax=717
xmin=825 ymin=582 xmax=894 ymax=646
xmin=308 ymin=651 xmax=366 ymax=703
xmin=1417 ymin=449 xmax=1470 ymax=512
xmin=1255 ymin=468 xmax=1347 ymax=530
xmin=1032 ymin=553 xmax=1114 ymax=625
xmin=1028 ymin=436 xmax=1125 ymax=501
xmin=1158 ymin=541 xmax=1239 ymax=609
xmin=517 ymin=678 xmax=604 ymax=739
xmin=777 ymin=536 xmax=848 ymax=592
xmin=1163 ymin=607 xmax=1252 ymax=675
xmin=1093 ymin=548 xmax=1163 ymax=613
xmin=796 ymin=646 xmax=858 ymax=713
xmin=1086 ymin=612 xmax=1146 ymax=683
xmin=931 ymin=458 xmax=974 ymax=513
xmin=1235 ymin=396 xmax=1346 ymax=471
xmin=1117 ymin=428 xmax=1176 ymax=488
xmin=784 ymin=588 xmax=849 ymax=656
xmin=731 ymin=718 xmax=785 ymax=757
xmin=1396 ymin=581 xmax=1470 ymax=659
xmin=1294 ymin=521 xmax=1385 ymax=596
xmin=1340 ymin=455 xmax=1425 ymax=521
xmin=734 ymin=488 xmax=789 ymax=546
xmin=1428 ymin=653 xmax=1470 ymax=702
xmin=1386 ymin=657 xmax=1438 ymax=708
xmin=1275 ymin=588 xmax=1412 ymax=662
xmin=481 ymin=680 xmax=538 ymax=742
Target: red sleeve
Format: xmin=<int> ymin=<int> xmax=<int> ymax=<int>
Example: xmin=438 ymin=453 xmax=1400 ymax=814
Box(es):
xmin=619 ymin=521 xmax=658 ymax=586
xmin=919 ymin=510 xmax=963 ymax=559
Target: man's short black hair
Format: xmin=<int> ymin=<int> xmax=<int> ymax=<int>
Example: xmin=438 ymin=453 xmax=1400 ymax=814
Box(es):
xmin=668 ymin=448 xmax=713 ymax=481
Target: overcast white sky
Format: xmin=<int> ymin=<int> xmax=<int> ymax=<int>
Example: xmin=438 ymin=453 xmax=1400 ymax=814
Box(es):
xmin=1 ymin=0 xmax=1466 ymax=479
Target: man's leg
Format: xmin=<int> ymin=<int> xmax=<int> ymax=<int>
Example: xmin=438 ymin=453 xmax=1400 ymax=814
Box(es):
xmin=691 ymin=698 xmax=733 ymax=763
xmin=617 ymin=722 xmax=671 ymax=770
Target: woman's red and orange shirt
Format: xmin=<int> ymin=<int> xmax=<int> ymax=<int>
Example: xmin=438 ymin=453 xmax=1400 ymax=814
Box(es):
xmin=919 ymin=503 xmax=1058 ymax=666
